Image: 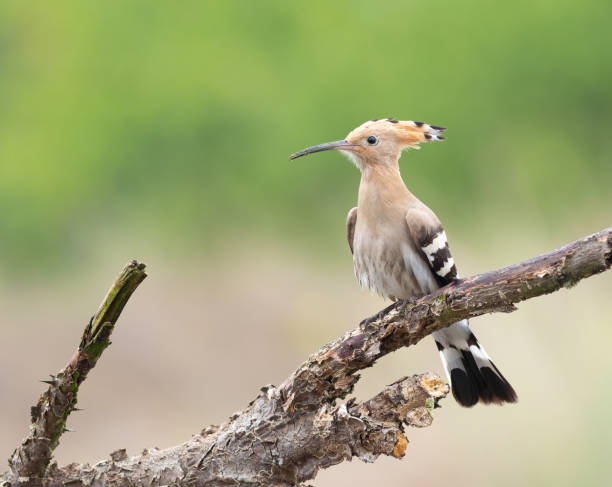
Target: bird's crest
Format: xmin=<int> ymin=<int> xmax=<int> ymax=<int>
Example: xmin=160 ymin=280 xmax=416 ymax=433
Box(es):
xmin=375 ymin=117 xmax=446 ymax=150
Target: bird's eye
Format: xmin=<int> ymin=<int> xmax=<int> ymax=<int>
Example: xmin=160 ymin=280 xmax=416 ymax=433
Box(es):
xmin=366 ymin=135 xmax=378 ymax=145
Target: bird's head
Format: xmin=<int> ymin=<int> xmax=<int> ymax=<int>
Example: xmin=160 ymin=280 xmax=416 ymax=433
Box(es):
xmin=289 ymin=118 xmax=446 ymax=170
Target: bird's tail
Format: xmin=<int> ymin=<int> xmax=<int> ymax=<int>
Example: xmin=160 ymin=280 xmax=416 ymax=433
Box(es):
xmin=432 ymin=320 xmax=517 ymax=407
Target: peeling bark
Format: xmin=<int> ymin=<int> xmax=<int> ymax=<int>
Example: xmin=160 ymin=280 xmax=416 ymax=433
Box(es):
xmin=7 ymin=374 xmax=447 ymax=487
xmin=3 ymin=227 xmax=611 ymax=487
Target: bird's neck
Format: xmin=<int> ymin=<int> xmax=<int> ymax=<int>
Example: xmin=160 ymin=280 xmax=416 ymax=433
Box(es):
xmin=358 ymin=162 xmax=414 ymax=208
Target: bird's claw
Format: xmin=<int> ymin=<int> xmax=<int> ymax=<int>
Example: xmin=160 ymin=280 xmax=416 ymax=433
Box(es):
xmin=397 ymin=298 xmax=417 ymax=316
xmin=359 ymin=301 xmax=400 ymax=330
xmin=359 ymin=310 xmax=386 ymax=329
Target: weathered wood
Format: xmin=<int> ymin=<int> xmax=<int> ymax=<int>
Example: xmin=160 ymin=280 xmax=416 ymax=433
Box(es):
xmin=7 ymin=374 xmax=448 ymax=487
xmin=3 ymin=228 xmax=610 ymax=487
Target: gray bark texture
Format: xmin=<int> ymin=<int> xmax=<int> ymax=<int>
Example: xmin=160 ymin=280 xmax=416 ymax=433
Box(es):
xmin=3 ymin=227 xmax=611 ymax=487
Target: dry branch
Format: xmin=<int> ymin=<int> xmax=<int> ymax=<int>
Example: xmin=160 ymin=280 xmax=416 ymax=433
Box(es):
xmin=3 ymin=227 xmax=611 ymax=487
xmin=7 ymin=261 xmax=147 ymax=481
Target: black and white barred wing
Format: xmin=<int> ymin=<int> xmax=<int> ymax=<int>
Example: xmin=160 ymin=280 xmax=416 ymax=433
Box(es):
xmin=418 ymin=227 xmax=458 ymax=287
xmin=406 ymin=211 xmax=518 ymax=407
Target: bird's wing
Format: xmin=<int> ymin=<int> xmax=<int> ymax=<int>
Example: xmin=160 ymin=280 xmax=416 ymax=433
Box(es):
xmin=346 ymin=207 xmax=357 ymax=255
xmin=405 ymin=208 xmax=458 ymax=287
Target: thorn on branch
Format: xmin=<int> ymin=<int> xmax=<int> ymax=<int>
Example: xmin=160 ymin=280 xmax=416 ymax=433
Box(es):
xmin=40 ymin=375 xmax=58 ymax=386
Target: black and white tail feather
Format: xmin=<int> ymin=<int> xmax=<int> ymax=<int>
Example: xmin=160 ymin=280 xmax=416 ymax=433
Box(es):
xmin=432 ymin=320 xmax=517 ymax=407
xmin=416 ymin=225 xmax=518 ymax=407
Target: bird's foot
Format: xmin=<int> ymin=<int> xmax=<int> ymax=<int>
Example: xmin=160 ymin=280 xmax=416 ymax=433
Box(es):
xmin=397 ymin=298 xmax=418 ymax=316
xmin=359 ymin=302 xmax=398 ymax=330
xmin=359 ymin=311 xmax=385 ymax=330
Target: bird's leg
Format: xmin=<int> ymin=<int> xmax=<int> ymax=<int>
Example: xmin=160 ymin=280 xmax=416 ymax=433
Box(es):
xmin=359 ymin=301 xmax=399 ymax=329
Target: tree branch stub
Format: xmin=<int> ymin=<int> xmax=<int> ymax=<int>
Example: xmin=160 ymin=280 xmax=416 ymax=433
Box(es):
xmin=8 ymin=260 xmax=147 ymax=481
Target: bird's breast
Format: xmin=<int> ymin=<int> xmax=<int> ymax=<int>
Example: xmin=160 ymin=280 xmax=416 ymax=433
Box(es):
xmin=353 ymin=226 xmax=438 ymax=301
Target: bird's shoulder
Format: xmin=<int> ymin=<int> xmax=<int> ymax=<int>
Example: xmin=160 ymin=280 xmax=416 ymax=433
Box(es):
xmin=404 ymin=203 xmax=443 ymax=245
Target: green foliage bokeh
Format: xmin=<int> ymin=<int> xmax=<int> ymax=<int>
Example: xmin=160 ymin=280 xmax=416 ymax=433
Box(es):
xmin=0 ymin=1 xmax=610 ymax=271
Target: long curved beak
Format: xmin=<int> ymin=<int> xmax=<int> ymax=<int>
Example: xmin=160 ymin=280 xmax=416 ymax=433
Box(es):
xmin=289 ymin=140 xmax=352 ymax=160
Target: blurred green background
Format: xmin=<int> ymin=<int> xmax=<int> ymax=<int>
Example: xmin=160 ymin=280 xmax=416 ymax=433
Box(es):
xmin=1 ymin=1 xmax=610 ymax=486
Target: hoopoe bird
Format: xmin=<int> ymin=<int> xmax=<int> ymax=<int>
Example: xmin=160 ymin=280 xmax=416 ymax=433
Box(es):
xmin=289 ymin=118 xmax=517 ymax=407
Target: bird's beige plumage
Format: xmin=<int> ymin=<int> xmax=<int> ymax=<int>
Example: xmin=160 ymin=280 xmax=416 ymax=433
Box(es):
xmin=349 ymin=164 xmax=442 ymax=300
xmin=290 ymin=118 xmax=517 ymax=407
